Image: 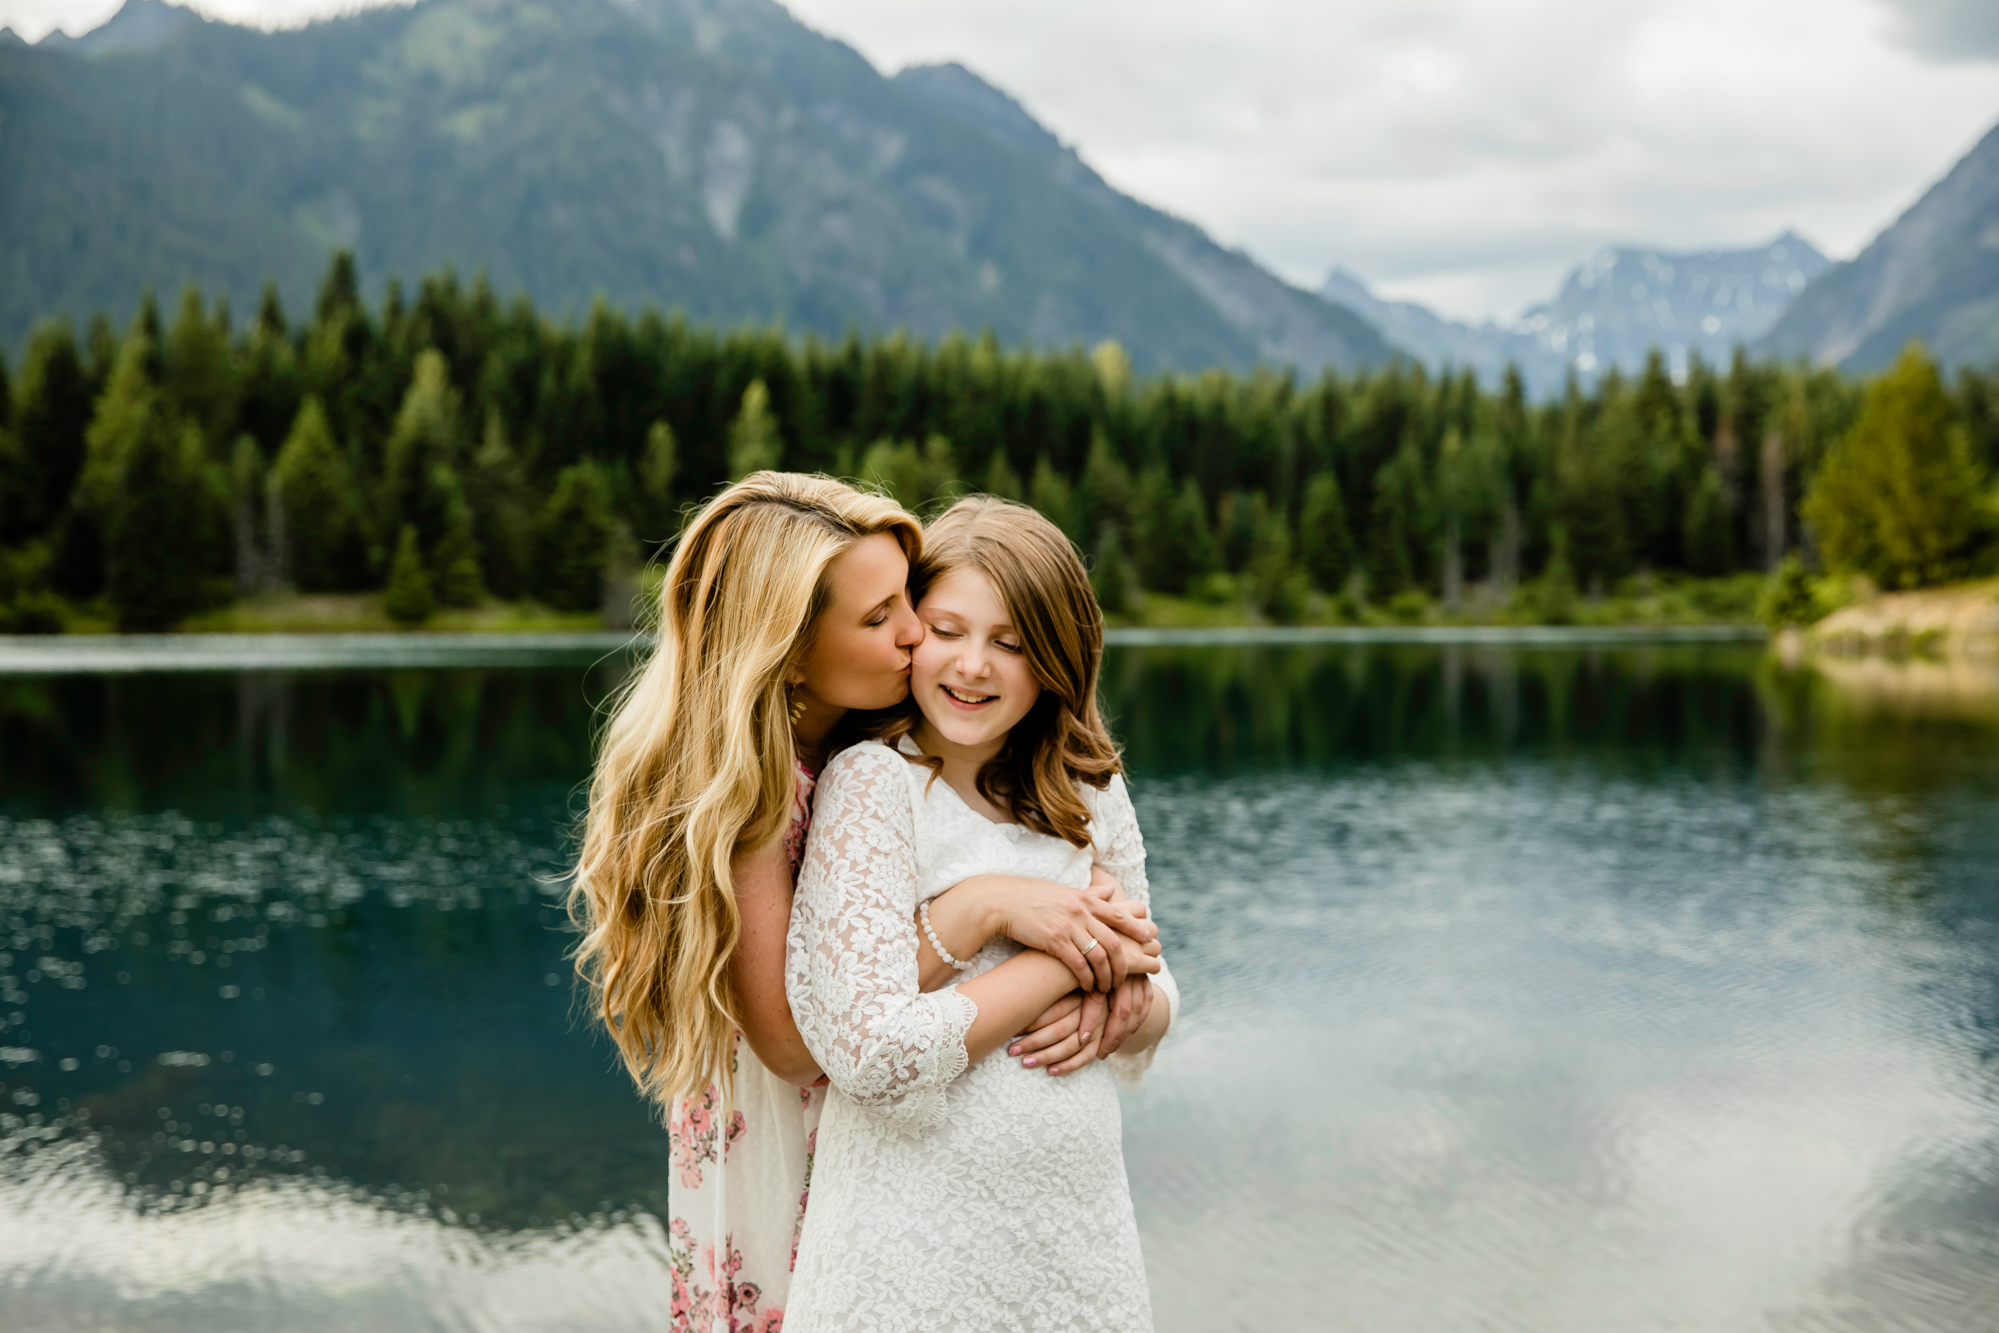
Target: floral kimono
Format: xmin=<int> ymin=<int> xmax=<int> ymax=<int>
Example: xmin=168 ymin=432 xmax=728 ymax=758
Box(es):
xmin=667 ymin=763 xmax=826 ymax=1333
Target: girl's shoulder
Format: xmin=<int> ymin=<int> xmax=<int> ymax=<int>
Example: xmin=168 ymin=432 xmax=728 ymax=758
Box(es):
xmin=820 ymin=737 xmax=919 ymax=788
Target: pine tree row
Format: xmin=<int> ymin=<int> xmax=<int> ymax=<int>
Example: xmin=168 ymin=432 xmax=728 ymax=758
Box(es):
xmin=1 ymin=252 xmax=1994 ymax=633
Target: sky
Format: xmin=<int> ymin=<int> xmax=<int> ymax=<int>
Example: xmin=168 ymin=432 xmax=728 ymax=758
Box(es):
xmin=7 ymin=0 xmax=1999 ymax=323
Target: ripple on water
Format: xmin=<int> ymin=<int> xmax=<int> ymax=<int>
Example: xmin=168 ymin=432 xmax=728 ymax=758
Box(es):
xmin=1123 ymin=764 xmax=1999 ymax=1333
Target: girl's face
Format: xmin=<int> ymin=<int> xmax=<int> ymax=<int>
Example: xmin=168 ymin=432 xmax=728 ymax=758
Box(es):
xmin=790 ymin=532 xmax=923 ymax=712
xmin=910 ymin=566 xmax=1041 ymax=759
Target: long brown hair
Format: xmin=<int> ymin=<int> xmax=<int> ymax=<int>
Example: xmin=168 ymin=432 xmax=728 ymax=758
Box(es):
xmin=567 ymin=472 xmax=921 ymax=1109
xmin=882 ymin=495 xmax=1120 ymax=847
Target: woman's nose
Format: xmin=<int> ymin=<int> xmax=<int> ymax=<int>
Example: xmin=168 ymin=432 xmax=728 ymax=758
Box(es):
xmin=893 ymin=598 xmax=922 ymax=650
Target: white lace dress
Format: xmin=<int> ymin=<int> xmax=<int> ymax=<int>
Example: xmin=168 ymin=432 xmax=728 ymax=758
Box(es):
xmin=783 ymin=739 xmax=1179 ymax=1333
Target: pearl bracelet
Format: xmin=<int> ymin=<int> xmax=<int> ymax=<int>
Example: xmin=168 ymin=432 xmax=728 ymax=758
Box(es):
xmin=919 ymin=897 xmax=974 ymax=972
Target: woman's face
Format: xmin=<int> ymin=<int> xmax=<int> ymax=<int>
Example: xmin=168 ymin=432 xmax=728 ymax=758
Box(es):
xmin=910 ymin=566 xmax=1041 ymax=759
xmin=789 ymin=532 xmax=923 ymax=713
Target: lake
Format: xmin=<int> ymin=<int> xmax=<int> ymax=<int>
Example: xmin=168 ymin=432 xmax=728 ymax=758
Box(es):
xmin=2 ymin=633 xmax=1996 ymax=1332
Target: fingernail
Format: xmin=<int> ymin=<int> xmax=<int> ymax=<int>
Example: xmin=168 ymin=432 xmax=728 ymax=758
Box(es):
xmin=1008 ymin=1045 xmax=1019 ymax=1056
xmin=1022 ymin=1057 xmax=1036 ymax=1067
xmin=1080 ymin=1032 xmax=1092 ymax=1042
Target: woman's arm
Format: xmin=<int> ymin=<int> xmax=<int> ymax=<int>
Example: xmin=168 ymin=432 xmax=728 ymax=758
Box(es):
xmin=726 ymin=836 xmax=822 ymax=1086
xmin=914 ymin=871 xmax=1159 ymax=993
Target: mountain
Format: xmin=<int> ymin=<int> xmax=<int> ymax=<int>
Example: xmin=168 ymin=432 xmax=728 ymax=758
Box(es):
xmin=0 ymin=0 xmax=1393 ymax=373
xmin=1764 ymin=117 xmax=1999 ymax=373
xmin=1323 ymin=233 xmax=1828 ymax=394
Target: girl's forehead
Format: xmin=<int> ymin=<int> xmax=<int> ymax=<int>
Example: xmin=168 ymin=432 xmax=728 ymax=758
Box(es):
xmin=920 ymin=564 xmax=1003 ymax=611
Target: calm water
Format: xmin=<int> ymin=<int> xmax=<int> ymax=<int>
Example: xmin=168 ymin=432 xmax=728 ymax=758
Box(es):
xmin=2 ymin=637 xmax=1997 ymax=1332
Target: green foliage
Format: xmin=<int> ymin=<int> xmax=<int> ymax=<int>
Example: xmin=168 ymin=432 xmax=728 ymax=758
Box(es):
xmin=861 ymin=436 xmax=959 ymax=513
xmin=1091 ymin=525 xmax=1137 ymax=617
xmin=383 ymin=524 xmax=435 ymax=624
xmin=385 ymin=349 xmax=466 ymax=554
xmin=433 ymin=500 xmax=485 ymax=609
xmin=1802 ymin=343 xmax=1992 ymax=589
xmin=728 ymin=380 xmax=782 ymax=481
xmin=535 ymin=464 xmax=615 ymax=612
xmin=1029 ymin=455 xmax=1081 ymax=543
xmin=635 ymin=419 xmax=679 ymax=544
xmin=108 ymin=421 xmax=224 ymax=631
xmin=1135 ymin=476 xmax=1220 ymax=596
xmin=1683 ymin=467 xmax=1736 ymax=578
xmin=981 ymin=450 xmax=1024 ymax=502
xmin=7 ymin=256 xmax=1992 ymax=633
xmin=7 ymin=322 xmax=92 ymax=543
xmin=467 ymin=414 xmax=533 ymax=599
xmin=274 ymin=398 xmax=368 ymax=592
xmin=0 ymin=543 xmax=64 ymax=634
xmin=1757 ymin=555 xmax=1819 ymax=628
xmin=1299 ymin=471 xmax=1356 ymax=593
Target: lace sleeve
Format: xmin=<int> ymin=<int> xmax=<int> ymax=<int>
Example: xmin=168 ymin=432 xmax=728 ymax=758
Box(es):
xmin=786 ymin=743 xmax=977 ymax=1131
xmin=1094 ymin=774 xmax=1179 ymax=1088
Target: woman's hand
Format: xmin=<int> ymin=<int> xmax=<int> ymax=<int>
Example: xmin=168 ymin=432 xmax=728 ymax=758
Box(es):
xmin=966 ymin=874 xmax=1157 ymax=992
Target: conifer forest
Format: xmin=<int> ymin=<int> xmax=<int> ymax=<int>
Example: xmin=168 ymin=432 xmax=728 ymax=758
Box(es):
xmin=2 ymin=253 xmax=1995 ymax=633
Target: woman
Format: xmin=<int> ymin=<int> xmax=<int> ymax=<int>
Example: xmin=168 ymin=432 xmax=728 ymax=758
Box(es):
xmin=568 ymin=473 xmax=1156 ymax=1333
xmin=784 ymin=497 xmax=1177 ymax=1332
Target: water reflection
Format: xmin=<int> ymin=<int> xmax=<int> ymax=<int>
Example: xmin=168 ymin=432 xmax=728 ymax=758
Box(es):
xmin=0 ymin=642 xmax=1995 ymax=1332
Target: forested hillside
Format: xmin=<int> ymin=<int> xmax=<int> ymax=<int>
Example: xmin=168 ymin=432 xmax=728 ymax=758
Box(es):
xmin=0 ymin=0 xmax=1391 ymax=374
xmin=4 ymin=257 xmax=1992 ymax=633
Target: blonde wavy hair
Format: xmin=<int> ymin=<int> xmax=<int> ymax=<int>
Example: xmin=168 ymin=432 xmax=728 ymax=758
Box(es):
xmin=568 ymin=471 xmax=921 ymax=1110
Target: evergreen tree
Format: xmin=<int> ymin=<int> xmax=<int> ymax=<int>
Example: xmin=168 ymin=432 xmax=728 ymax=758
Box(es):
xmin=728 ymin=379 xmax=782 ymax=480
xmin=433 ymin=499 xmax=485 ymax=608
xmin=1090 ymin=523 xmax=1136 ymax=616
xmin=1029 ymin=454 xmax=1081 ymax=543
xmin=1138 ymin=477 xmax=1220 ymax=595
xmin=534 ymin=463 xmax=615 ymax=611
xmin=383 ymin=524 xmax=435 ymax=623
xmin=162 ymin=285 xmax=238 ymax=448
xmin=107 ymin=422 xmax=218 ymax=631
xmin=384 ymin=349 xmax=465 ymax=555
xmin=1245 ymin=499 xmax=1307 ymax=623
xmin=636 ymin=419 xmax=679 ymax=543
xmin=1801 ymin=343 xmax=1991 ymax=589
xmin=1299 ymin=470 xmax=1356 ymax=593
xmin=981 ymin=449 xmax=1024 ymax=501
xmin=862 ymin=435 xmax=958 ymax=512
xmin=1683 ymin=466 xmax=1736 ymax=577
xmin=1076 ymin=430 xmax=1133 ymax=540
xmin=468 ymin=413 xmax=533 ymax=598
xmin=9 ymin=322 xmax=92 ymax=542
xmin=274 ymin=398 xmax=368 ymax=592
xmin=1366 ymin=460 xmax=1415 ymax=599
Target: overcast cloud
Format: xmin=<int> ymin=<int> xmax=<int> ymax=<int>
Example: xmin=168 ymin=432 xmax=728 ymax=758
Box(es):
xmin=8 ymin=0 xmax=1999 ymax=321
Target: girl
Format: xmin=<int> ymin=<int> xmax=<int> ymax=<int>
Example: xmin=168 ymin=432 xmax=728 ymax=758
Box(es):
xmin=568 ymin=475 xmax=1156 ymax=1333
xmin=785 ymin=496 xmax=1177 ymax=1332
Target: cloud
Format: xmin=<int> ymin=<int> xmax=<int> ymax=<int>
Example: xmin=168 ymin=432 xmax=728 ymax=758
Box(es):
xmin=8 ymin=0 xmax=1999 ymax=321
xmin=1878 ymin=0 xmax=1999 ymax=62
xmin=787 ymin=0 xmax=1999 ymax=320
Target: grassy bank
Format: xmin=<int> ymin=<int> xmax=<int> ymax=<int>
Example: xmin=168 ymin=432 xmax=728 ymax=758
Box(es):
xmin=1111 ymin=572 xmax=1769 ymax=630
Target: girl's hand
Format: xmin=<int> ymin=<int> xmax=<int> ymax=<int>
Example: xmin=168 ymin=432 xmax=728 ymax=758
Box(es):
xmin=1009 ymin=990 xmax=1108 ymax=1075
xmin=1096 ymin=976 xmax=1154 ymax=1059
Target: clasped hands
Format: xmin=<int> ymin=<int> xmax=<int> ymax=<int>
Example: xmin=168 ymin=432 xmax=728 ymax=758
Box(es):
xmin=991 ymin=866 xmax=1162 ymax=1078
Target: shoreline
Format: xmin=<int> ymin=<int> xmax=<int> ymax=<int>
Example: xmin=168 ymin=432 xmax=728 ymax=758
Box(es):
xmin=0 ymin=625 xmax=1769 ymax=676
